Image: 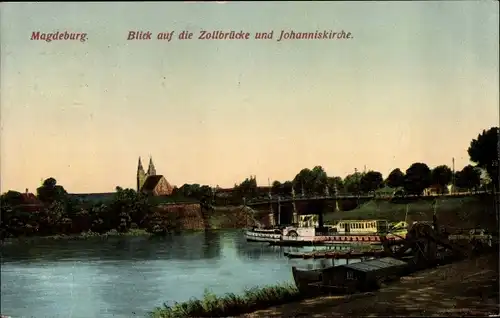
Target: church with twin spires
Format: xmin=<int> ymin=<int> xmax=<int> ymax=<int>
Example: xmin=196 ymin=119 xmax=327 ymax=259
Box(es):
xmin=137 ymin=156 xmax=174 ymax=196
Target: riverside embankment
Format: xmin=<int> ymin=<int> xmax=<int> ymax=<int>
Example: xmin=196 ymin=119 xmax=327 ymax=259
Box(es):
xmin=0 ymin=204 xmax=264 ymax=245
xmin=152 ymin=204 xmax=265 ymax=229
xmin=3 ymin=196 xmax=494 ymax=244
xmin=153 ymin=196 xmax=498 ymax=233
xmin=242 ymin=253 xmax=499 ymax=317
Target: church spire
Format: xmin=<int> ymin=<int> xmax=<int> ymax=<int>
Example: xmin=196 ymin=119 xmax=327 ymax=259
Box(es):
xmin=137 ymin=157 xmax=144 ymax=172
xmin=147 ymin=156 xmax=157 ymax=176
xmin=137 ymin=157 xmax=146 ymax=192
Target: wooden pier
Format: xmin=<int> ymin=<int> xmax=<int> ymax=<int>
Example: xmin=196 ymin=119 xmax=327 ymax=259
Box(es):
xmin=284 ymin=249 xmax=387 ymax=259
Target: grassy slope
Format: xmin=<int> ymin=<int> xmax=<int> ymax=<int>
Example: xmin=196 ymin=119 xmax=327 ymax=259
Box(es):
xmin=150 ymin=284 xmax=300 ymax=318
xmin=208 ymin=206 xmax=261 ymax=229
xmin=323 ymin=196 xmax=498 ymax=232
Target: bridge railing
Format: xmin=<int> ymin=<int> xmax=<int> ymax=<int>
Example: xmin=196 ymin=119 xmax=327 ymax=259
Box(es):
xmin=245 ymin=190 xmax=490 ymax=205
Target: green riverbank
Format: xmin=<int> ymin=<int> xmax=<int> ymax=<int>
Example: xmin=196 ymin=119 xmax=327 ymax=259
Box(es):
xmin=151 ymin=252 xmax=499 ymax=318
xmin=149 ymin=284 xmax=301 ymax=318
xmin=324 ymin=196 xmax=498 ymax=232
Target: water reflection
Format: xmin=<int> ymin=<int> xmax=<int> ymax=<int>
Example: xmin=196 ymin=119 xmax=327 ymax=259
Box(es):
xmin=0 ymin=230 xmax=352 ymax=318
xmin=234 ymin=239 xmax=290 ymax=260
xmin=1 ymin=230 xmax=222 ymax=263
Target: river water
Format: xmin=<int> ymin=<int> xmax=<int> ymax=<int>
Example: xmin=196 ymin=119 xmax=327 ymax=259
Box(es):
xmin=1 ymin=230 xmax=353 ymax=318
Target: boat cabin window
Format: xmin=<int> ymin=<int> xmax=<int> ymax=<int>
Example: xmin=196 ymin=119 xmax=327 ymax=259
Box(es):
xmin=346 ymin=271 xmax=354 ymax=280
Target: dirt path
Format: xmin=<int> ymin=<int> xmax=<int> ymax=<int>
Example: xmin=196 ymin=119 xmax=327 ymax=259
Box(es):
xmin=243 ymin=254 xmax=499 ymax=317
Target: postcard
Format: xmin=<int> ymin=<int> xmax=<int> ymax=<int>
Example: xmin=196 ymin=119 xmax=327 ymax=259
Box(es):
xmin=1 ymin=2 xmax=498 ymax=318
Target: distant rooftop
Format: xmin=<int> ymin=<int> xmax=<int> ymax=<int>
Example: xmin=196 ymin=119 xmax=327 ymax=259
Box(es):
xmin=68 ymin=192 xmax=116 ymax=203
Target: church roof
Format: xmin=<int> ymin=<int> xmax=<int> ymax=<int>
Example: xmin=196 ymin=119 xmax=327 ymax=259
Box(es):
xmin=141 ymin=175 xmax=165 ymax=192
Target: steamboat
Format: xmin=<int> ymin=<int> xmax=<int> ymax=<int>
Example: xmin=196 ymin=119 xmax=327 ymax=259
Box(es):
xmin=244 ymin=185 xmax=406 ymax=246
xmin=244 ymin=226 xmax=283 ymax=242
xmin=245 ymin=214 xmax=405 ymax=246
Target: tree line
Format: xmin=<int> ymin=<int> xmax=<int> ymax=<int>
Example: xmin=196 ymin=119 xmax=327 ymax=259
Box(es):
xmin=1 ymin=126 xmax=497 ymax=238
xmin=233 ymin=126 xmax=499 ymax=200
xmin=0 ymin=179 xmax=176 ymax=239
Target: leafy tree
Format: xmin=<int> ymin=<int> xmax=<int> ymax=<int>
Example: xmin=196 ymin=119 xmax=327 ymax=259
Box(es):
xmin=310 ymin=166 xmax=328 ymax=194
xmin=431 ymin=165 xmax=453 ymax=193
xmin=404 ymin=163 xmax=432 ymax=195
xmin=327 ymin=176 xmax=343 ymax=194
xmin=0 ymin=180 xmax=167 ymax=237
xmin=292 ymin=166 xmax=328 ymax=196
xmin=109 ymin=187 xmax=149 ymax=232
xmin=39 ymin=201 xmax=67 ymax=235
xmin=360 ymin=171 xmax=383 ymax=193
xmin=271 ymin=180 xmax=282 ymax=195
xmin=170 ymin=186 xmax=180 ymax=196
xmin=455 ymin=165 xmax=481 ymax=191
xmin=89 ymin=204 xmax=109 ymax=233
xmin=281 ymin=181 xmax=293 ymax=196
xmin=37 ymin=178 xmax=67 ymax=203
xmin=234 ymin=176 xmax=258 ymax=199
xmin=386 ymin=168 xmax=405 ymax=188
xmin=477 ymin=168 xmax=492 ymax=191
xmin=468 ymin=127 xmax=499 ymax=190
xmin=0 ymin=191 xmax=25 ymax=206
xmin=293 ymin=168 xmax=312 ymax=195
xmin=176 ymin=183 xmax=212 ymax=200
xmin=199 ymin=185 xmax=213 ymax=201
xmin=343 ymin=172 xmax=363 ymax=194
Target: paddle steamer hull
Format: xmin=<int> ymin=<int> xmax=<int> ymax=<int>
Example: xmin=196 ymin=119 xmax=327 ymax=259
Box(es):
xmin=244 ymin=229 xmax=282 ymax=242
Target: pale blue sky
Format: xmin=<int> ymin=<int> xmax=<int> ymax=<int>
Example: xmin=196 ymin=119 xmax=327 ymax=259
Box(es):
xmin=1 ymin=1 xmax=498 ymax=193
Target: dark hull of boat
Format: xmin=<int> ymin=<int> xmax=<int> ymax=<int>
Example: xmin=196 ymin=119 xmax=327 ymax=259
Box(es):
xmin=291 ymin=266 xmax=323 ymax=295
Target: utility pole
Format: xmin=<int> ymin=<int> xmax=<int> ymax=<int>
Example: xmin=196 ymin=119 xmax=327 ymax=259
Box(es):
xmin=333 ymin=181 xmax=340 ymax=213
xmin=211 ymin=185 xmax=216 ymax=205
xmin=292 ymin=186 xmax=298 ymax=224
xmin=277 ymin=196 xmax=281 ymax=225
xmin=451 ymin=157 xmax=455 ymax=194
xmin=268 ymin=178 xmax=274 ymax=226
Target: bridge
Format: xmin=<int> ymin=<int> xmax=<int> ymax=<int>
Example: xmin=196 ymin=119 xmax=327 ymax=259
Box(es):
xmin=245 ymin=191 xmax=489 ymax=207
